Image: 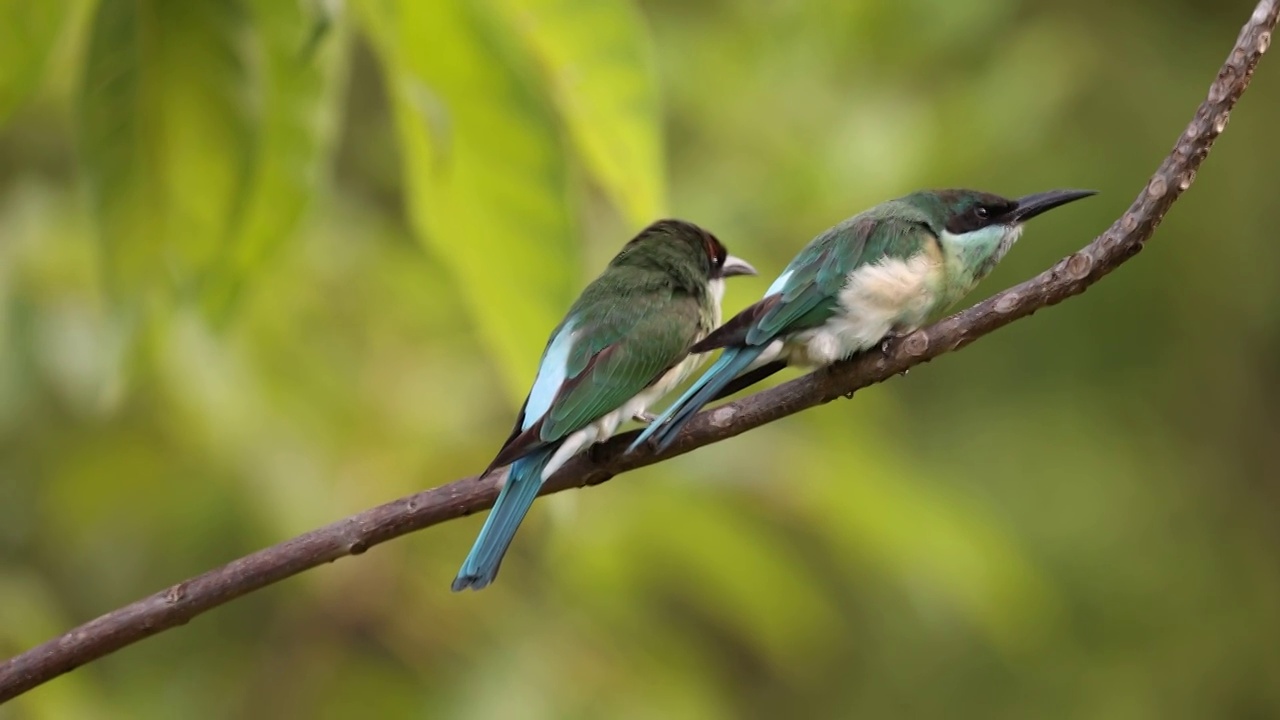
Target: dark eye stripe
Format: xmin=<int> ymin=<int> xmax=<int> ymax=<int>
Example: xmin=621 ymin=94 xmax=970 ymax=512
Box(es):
xmin=946 ymin=211 xmax=988 ymax=235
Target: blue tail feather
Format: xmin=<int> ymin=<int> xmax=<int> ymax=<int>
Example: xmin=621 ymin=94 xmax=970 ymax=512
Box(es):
xmin=452 ymin=449 xmax=553 ymax=591
xmin=629 ymin=346 xmax=766 ymax=454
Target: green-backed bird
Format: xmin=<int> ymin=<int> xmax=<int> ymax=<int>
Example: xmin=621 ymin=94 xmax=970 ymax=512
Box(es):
xmin=452 ymin=219 xmax=757 ymax=591
xmin=630 ymin=187 xmax=1095 ymax=453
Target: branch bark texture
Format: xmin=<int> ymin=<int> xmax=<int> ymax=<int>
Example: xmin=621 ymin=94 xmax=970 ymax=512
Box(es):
xmin=2 ymin=0 xmax=1276 ymax=704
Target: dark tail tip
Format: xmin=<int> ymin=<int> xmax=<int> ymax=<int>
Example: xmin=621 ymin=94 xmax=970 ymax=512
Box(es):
xmin=653 ymin=424 xmax=686 ymax=454
xmin=451 ymin=573 xmax=492 ymax=592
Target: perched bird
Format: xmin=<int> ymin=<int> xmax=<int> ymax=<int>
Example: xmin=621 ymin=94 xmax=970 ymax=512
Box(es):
xmin=452 ymin=219 xmax=756 ymax=591
xmin=631 ymin=187 xmax=1096 ymax=453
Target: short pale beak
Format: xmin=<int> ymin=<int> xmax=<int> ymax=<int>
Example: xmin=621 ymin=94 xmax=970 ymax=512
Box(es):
xmin=1007 ymin=188 xmax=1097 ymax=223
xmin=720 ymin=254 xmax=757 ymax=278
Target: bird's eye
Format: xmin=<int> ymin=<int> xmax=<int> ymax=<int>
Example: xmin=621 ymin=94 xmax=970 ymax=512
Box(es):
xmin=975 ymin=206 xmax=990 ymax=220
xmin=702 ymin=233 xmax=726 ymax=268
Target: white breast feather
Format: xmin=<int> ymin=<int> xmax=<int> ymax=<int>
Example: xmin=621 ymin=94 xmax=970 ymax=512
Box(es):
xmin=790 ymin=252 xmax=942 ymax=367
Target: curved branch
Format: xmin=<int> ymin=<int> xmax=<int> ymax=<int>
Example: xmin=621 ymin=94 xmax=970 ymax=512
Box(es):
xmin=2 ymin=0 xmax=1276 ymax=704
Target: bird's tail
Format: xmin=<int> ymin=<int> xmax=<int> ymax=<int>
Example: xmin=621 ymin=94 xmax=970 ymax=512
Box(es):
xmin=629 ymin=346 xmax=766 ymax=454
xmin=452 ymin=449 xmax=553 ymax=592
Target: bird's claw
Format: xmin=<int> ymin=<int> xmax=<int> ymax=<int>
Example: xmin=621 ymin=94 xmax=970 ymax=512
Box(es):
xmin=879 ymin=329 xmax=912 ymax=354
xmin=632 ymin=410 xmax=657 ymax=425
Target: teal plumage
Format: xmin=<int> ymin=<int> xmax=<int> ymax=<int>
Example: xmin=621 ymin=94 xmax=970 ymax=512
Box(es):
xmin=453 ymin=219 xmax=756 ymax=591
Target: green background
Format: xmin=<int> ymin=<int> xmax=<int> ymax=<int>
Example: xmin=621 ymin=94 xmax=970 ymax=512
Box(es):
xmin=2 ymin=0 xmax=1278 ymax=717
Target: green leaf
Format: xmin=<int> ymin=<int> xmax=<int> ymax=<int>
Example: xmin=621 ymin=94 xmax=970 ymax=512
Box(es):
xmin=359 ymin=0 xmax=576 ymax=402
xmin=200 ymin=0 xmax=349 ymax=318
xmin=78 ymin=0 xmax=254 ymax=308
xmin=494 ymin=0 xmax=665 ymax=224
xmin=0 ymin=0 xmax=72 ymax=124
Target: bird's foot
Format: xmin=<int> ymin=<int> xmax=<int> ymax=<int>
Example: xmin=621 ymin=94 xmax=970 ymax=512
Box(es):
xmin=879 ymin=329 xmax=913 ymax=354
xmin=632 ymin=410 xmax=657 ymax=425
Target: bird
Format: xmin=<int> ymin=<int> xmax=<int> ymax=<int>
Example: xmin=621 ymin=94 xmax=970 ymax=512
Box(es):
xmin=452 ymin=219 xmax=757 ymax=591
xmin=629 ymin=187 xmax=1096 ymax=454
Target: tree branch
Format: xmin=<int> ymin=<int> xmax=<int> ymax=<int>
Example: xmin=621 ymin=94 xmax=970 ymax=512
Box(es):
xmin=3 ymin=0 xmax=1276 ymax=704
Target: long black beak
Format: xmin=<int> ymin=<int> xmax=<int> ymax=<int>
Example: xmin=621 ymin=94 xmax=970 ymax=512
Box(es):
xmin=1007 ymin=189 xmax=1097 ymax=223
xmin=720 ymin=254 xmax=757 ymax=278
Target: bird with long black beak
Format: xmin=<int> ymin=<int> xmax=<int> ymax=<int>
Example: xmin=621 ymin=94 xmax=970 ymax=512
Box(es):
xmin=630 ymin=188 xmax=1096 ymax=453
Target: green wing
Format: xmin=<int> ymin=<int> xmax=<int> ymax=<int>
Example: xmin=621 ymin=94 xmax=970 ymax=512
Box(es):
xmin=542 ymin=297 xmax=699 ymax=439
xmin=489 ymin=275 xmax=702 ymax=469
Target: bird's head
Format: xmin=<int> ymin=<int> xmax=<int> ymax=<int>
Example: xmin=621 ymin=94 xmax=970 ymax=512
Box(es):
xmin=618 ymin=218 xmax=756 ymax=282
xmin=916 ymin=187 xmax=1096 ymax=278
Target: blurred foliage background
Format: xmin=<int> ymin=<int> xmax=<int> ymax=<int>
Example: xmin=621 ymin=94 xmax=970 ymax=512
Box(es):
xmin=2 ymin=0 xmax=1279 ymax=717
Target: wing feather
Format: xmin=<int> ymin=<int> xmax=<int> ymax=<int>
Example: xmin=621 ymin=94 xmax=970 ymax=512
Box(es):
xmin=544 ymin=304 xmax=697 ymax=438
xmin=487 ymin=289 xmax=702 ymax=470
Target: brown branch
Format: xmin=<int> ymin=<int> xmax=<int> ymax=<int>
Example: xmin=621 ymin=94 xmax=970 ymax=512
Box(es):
xmin=2 ymin=0 xmax=1276 ymax=704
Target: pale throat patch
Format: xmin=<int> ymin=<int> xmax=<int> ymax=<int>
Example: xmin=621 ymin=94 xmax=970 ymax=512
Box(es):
xmin=707 ymin=277 xmax=726 ymax=326
xmin=939 ymin=224 xmax=1024 ymax=283
xmin=987 ymin=224 xmax=1023 ymax=266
